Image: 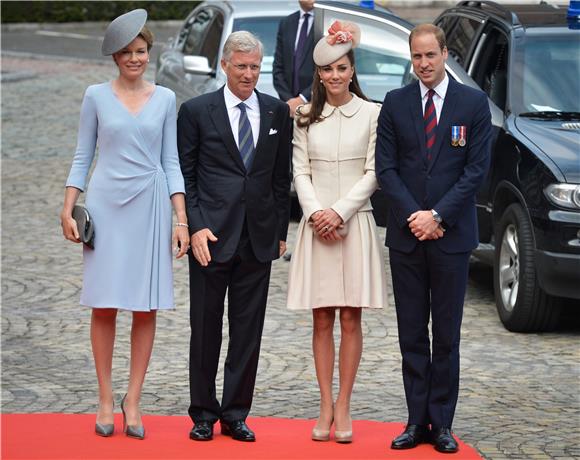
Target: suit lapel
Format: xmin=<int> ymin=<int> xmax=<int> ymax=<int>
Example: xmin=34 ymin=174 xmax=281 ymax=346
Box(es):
xmin=251 ymin=91 xmax=275 ymax=172
xmin=409 ymin=82 xmax=428 ymax=164
xmin=428 ymin=78 xmax=459 ymax=173
xmin=208 ymin=87 xmax=245 ymax=172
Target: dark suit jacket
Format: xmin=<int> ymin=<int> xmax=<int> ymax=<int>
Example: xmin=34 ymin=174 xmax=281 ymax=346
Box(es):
xmin=273 ymin=10 xmax=315 ymax=102
xmin=177 ymin=87 xmax=291 ymax=263
xmin=376 ymin=78 xmax=492 ymax=254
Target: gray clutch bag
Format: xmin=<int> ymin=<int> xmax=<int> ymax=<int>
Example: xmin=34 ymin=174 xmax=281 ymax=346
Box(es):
xmin=72 ymin=205 xmax=95 ymax=249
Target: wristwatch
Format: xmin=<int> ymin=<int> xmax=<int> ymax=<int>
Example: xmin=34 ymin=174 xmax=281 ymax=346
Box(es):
xmin=431 ymin=209 xmax=443 ymax=224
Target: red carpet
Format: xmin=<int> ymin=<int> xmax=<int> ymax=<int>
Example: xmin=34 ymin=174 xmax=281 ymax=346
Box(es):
xmin=2 ymin=413 xmax=482 ymax=459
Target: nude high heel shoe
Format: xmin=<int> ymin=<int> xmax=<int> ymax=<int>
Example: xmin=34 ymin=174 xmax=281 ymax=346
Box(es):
xmin=121 ymin=394 xmax=145 ymax=440
xmin=334 ymin=428 xmax=353 ymax=443
xmin=334 ymin=413 xmax=353 ymax=443
xmin=312 ymin=416 xmax=334 ymax=441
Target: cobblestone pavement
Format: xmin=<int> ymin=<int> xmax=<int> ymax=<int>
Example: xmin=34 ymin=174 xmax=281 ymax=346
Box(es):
xmin=1 ymin=56 xmax=579 ymax=460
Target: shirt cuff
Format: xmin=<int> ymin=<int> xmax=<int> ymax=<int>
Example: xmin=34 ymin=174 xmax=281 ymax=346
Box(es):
xmin=299 ymin=94 xmax=308 ymax=103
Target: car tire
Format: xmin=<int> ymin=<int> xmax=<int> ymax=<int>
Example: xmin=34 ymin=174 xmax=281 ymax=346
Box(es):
xmin=493 ymin=203 xmax=560 ymax=332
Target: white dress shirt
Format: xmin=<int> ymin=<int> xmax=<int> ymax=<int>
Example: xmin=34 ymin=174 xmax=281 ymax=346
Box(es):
xmin=419 ymin=73 xmax=449 ymax=123
xmin=223 ymin=84 xmax=260 ymax=149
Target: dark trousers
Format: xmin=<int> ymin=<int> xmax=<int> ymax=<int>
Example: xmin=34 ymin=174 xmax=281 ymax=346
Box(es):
xmin=188 ymin=229 xmax=272 ymax=424
xmin=389 ymin=242 xmax=470 ymax=429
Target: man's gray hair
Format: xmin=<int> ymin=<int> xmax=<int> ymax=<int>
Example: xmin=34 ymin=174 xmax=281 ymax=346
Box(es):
xmin=222 ymin=31 xmax=263 ymax=61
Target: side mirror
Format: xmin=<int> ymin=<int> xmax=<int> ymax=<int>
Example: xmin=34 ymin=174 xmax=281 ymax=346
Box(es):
xmin=183 ymin=56 xmax=213 ymax=76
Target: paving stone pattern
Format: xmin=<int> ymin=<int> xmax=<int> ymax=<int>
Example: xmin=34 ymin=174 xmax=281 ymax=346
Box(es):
xmin=1 ymin=56 xmax=579 ymax=460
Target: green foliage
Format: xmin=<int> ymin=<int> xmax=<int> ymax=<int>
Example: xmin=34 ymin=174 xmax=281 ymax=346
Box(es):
xmin=1 ymin=1 xmax=200 ymax=23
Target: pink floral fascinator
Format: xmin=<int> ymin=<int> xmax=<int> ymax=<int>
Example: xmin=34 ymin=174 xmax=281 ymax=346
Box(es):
xmin=313 ymin=20 xmax=361 ymax=66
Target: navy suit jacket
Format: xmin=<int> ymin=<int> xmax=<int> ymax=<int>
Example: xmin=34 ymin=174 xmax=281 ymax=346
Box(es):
xmin=376 ymin=78 xmax=492 ymax=254
xmin=177 ymin=87 xmax=291 ymax=263
xmin=273 ymin=10 xmax=315 ymax=102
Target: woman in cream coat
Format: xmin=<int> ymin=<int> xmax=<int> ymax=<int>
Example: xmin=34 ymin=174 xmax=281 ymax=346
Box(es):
xmin=287 ymin=22 xmax=388 ymax=443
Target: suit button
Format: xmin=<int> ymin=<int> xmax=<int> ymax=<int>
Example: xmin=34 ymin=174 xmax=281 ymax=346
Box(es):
xmin=427 ymin=175 xmax=431 ymax=180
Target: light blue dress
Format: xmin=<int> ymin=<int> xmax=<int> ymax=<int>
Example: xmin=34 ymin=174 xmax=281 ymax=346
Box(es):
xmin=66 ymin=82 xmax=185 ymax=311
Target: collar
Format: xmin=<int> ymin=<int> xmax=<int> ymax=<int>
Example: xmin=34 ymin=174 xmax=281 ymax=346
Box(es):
xmin=299 ymin=7 xmax=313 ymax=18
xmin=223 ymin=84 xmax=259 ymax=112
xmin=419 ymin=73 xmax=449 ymax=100
xmin=321 ymin=93 xmax=364 ymax=118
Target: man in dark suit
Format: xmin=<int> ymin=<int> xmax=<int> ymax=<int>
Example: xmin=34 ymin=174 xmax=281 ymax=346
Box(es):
xmin=273 ymin=0 xmax=315 ymax=117
xmin=177 ymin=31 xmax=291 ymax=443
xmin=375 ymin=24 xmax=492 ymax=454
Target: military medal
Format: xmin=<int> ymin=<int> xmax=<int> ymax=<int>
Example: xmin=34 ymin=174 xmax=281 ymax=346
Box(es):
xmin=459 ymin=126 xmax=467 ymax=146
xmin=451 ymin=126 xmax=459 ymax=146
xmin=451 ymin=125 xmax=467 ymax=147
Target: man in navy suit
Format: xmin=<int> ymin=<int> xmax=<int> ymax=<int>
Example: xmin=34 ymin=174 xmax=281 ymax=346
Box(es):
xmin=177 ymin=31 xmax=291 ymax=443
xmin=376 ymin=24 xmax=492 ymax=454
xmin=273 ymin=0 xmax=315 ymax=117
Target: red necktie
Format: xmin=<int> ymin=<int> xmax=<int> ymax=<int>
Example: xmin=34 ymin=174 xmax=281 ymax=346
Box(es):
xmin=424 ymin=89 xmax=437 ymax=155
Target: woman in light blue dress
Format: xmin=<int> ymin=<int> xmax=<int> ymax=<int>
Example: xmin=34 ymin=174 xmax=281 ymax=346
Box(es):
xmin=59 ymin=10 xmax=189 ymax=439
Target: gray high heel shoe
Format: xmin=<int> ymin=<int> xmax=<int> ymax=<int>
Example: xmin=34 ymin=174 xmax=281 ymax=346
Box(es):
xmin=95 ymin=422 xmax=114 ymax=437
xmin=95 ymin=400 xmax=114 ymax=437
xmin=121 ymin=394 xmax=145 ymax=440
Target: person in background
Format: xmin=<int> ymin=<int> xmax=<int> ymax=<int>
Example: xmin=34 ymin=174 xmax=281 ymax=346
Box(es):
xmin=60 ymin=9 xmax=188 ymax=440
xmin=287 ymin=21 xmax=388 ymax=444
xmin=177 ymin=31 xmax=291 ymax=443
xmin=273 ymin=0 xmax=316 ymax=117
xmin=375 ymin=23 xmax=492 ymax=454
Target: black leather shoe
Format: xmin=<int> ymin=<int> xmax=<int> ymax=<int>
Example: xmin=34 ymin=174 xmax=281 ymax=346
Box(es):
xmin=189 ymin=421 xmax=214 ymax=441
xmin=432 ymin=427 xmax=458 ymax=453
xmin=221 ymin=420 xmax=256 ymax=442
xmin=391 ymin=424 xmax=430 ymax=449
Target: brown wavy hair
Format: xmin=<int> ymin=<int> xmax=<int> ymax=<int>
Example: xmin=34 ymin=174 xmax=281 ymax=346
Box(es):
xmin=297 ymin=50 xmax=368 ymax=128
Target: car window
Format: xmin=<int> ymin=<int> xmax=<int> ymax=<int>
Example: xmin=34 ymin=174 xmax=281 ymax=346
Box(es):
xmin=437 ymin=14 xmax=457 ymax=40
xmin=233 ymin=17 xmax=282 ymax=73
xmin=442 ymin=16 xmax=482 ymax=67
xmin=182 ymin=8 xmax=222 ymax=61
xmin=469 ymin=25 xmax=509 ymax=111
xmin=200 ymin=13 xmax=224 ymax=69
xmin=517 ymin=33 xmax=580 ymax=114
xmin=316 ymin=8 xmax=412 ymax=101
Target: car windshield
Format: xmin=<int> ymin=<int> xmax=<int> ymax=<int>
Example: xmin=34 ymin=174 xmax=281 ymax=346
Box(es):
xmin=233 ymin=17 xmax=282 ymax=73
xmin=514 ymin=31 xmax=580 ymax=115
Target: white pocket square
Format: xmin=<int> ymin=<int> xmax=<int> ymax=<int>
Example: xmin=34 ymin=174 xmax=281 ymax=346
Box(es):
xmin=269 ymin=128 xmax=278 ymax=135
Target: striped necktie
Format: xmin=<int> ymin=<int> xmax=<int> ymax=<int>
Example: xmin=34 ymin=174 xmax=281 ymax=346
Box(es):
xmin=237 ymin=102 xmax=254 ymax=168
xmin=424 ymin=89 xmax=437 ymax=156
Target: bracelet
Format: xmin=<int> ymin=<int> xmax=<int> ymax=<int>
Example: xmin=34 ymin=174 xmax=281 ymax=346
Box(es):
xmin=176 ymin=222 xmax=188 ymax=228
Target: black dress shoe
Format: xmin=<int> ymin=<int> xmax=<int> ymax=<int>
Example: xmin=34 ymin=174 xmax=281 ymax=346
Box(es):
xmin=432 ymin=427 xmax=458 ymax=453
xmin=189 ymin=421 xmax=214 ymax=441
xmin=391 ymin=424 xmax=430 ymax=449
xmin=221 ymin=420 xmax=256 ymax=442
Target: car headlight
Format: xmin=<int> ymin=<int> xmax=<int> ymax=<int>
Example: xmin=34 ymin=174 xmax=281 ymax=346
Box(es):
xmin=544 ymin=183 xmax=580 ymax=209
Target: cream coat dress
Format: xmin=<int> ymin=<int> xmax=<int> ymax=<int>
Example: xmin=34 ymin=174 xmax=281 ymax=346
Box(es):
xmin=287 ymin=94 xmax=388 ymax=310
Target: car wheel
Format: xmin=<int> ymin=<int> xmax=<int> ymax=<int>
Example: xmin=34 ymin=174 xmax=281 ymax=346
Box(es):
xmin=493 ymin=203 xmax=560 ymax=332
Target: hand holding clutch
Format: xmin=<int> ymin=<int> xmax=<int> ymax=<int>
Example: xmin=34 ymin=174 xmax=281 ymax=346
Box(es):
xmin=72 ymin=205 xmax=95 ymax=249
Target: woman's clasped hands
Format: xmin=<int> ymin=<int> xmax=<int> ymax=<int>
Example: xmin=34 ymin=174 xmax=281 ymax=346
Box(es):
xmin=310 ymin=209 xmax=345 ymax=241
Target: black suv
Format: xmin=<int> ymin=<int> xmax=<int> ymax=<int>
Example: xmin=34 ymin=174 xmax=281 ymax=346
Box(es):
xmin=435 ymin=1 xmax=580 ymax=331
